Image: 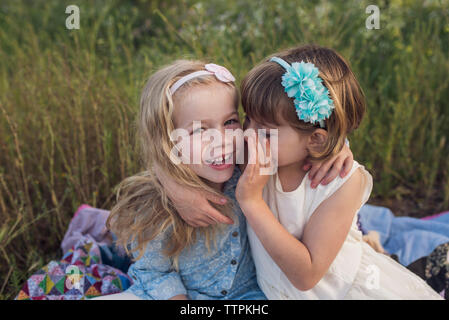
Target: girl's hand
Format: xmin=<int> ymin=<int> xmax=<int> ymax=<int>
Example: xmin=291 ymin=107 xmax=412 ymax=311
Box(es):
xmin=173 ymin=187 xmax=234 ymax=227
xmin=236 ymin=135 xmax=272 ymax=206
xmin=304 ymin=142 xmax=353 ymax=188
xmin=154 ymin=163 xmax=234 ymax=227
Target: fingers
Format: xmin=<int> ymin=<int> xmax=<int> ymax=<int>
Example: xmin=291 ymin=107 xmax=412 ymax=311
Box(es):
xmin=177 ymin=195 xmax=233 ymax=227
xmin=307 ymin=161 xmax=320 ymax=182
xmin=242 ymin=135 xmax=258 ymax=181
xmin=192 ymin=219 xmax=212 ymax=228
xmin=179 ymin=213 xmax=205 ymax=228
xmin=177 ymin=208 xmax=205 ymax=227
xmin=249 ymin=135 xmax=272 ymax=171
xmin=204 ymin=191 xmax=228 ymax=205
xmin=204 ymin=205 xmax=234 ymax=225
xmin=310 ymin=144 xmax=354 ymax=187
xmin=309 ymin=158 xmax=333 ymax=188
xmin=260 ymin=137 xmax=273 ymax=169
xmin=200 ymin=215 xmax=219 ymax=226
xmin=303 ymin=162 xmax=312 ymax=171
xmin=182 ymin=211 xmax=230 ymax=228
xmin=340 ymin=152 xmax=354 ymax=178
xmin=321 ymin=156 xmax=345 ymax=186
xmin=189 ymin=220 xmax=207 ymax=228
xmin=245 ymin=133 xmax=272 ymax=174
xmin=247 ymin=135 xmax=258 ymax=167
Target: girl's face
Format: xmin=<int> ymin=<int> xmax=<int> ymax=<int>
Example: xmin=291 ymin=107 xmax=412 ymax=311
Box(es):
xmin=173 ymin=82 xmax=241 ymax=187
xmin=243 ymin=115 xmax=309 ymax=168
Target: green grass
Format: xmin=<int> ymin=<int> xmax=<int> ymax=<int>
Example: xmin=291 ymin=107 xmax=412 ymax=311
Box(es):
xmin=0 ymin=0 xmax=448 ymax=299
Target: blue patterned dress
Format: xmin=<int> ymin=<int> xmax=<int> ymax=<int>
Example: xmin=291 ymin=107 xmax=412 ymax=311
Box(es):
xmin=124 ymin=167 xmax=266 ymax=300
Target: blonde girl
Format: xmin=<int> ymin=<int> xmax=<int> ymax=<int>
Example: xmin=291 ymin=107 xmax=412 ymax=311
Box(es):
xmin=95 ymin=60 xmax=266 ymax=300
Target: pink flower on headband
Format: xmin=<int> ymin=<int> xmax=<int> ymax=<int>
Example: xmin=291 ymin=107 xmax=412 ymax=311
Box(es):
xmin=205 ymin=63 xmax=235 ymax=82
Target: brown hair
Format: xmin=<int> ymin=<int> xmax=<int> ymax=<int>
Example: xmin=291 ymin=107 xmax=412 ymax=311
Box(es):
xmin=107 ymin=60 xmax=237 ymax=269
xmin=241 ymin=44 xmax=366 ymax=161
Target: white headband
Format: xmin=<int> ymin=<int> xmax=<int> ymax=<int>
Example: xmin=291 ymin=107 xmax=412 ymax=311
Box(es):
xmin=169 ymin=71 xmax=213 ymax=95
xmin=169 ymin=63 xmax=236 ymax=95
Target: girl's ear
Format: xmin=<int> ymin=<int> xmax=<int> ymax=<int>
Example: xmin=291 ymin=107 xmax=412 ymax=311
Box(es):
xmin=307 ymin=129 xmax=328 ymax=149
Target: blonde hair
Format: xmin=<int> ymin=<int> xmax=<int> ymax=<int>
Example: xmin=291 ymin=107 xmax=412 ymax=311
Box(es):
xmin=241 ymin=44 xmax=366 ymax=161
xmin=107 ymin=60 xmax=238 ymax=269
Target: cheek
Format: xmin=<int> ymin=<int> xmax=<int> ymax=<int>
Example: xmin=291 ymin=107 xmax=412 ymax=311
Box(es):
xmin=189 ymin=134 xmax=222 ymax=163
xmin=184 ymin=134 xmax=215 ymax=162
xmin=191 ymin=135 xmax=203 ymax=161
xmin=276 ymin=132 xmax=307 ymax=165
xmin=174 ymin=135 xmax=205 ymax=164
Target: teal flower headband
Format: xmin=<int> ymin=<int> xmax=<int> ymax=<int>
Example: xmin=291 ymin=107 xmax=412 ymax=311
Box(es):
xmin=270 ymin=57 xmax=334 ymax=128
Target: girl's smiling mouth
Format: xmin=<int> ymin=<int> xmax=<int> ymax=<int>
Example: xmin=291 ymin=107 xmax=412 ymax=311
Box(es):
xmin=204 ymin=153 xmax=234 ymax=170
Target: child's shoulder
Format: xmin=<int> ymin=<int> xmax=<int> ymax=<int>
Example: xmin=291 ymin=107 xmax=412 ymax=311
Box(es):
xmin=305 ymin=160 xmax=373 ymax=207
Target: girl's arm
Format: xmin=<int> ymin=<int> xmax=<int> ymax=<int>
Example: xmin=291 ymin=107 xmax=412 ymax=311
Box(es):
xmin=237 ymin=138 xmax=366 ymax=291
xmin=155 ymin=141 xmax=353 ymax=228
xmin=153 ymin=162 xmax=234 ymax=226
xmin=305 ymin=142 xmax=353 ymax=188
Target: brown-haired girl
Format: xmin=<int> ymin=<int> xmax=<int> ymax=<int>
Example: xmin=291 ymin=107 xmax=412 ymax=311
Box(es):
xmin=236 ymin=44 xmax=442 ymax=299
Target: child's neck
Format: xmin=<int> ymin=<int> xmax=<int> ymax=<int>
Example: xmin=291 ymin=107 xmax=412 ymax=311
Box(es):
xmin=277 ymin=160 xmax=308 ymax=192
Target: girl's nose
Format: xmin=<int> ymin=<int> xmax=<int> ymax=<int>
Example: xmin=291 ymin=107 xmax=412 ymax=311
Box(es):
xmin=206 ymin=127 xmax=233 ymax=152
xmin=221 ymin=127 xmax=236 ymax=151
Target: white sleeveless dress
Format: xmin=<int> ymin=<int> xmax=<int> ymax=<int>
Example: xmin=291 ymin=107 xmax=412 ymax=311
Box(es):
xmin=247 ymin=160 xmax=442 ymax=300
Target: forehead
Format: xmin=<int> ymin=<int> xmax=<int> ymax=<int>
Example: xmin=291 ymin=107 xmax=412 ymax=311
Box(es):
xmin=173 ymin=83 xmax=237 ymax=127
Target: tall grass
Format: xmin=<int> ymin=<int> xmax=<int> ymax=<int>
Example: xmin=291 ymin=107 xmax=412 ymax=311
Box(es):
xmin=0 ymin=0 xmax=448 ymax=299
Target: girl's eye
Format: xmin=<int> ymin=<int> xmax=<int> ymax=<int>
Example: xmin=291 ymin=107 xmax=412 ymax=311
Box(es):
xmin=224 ymin=118 xmax=239 ymax=126
xmin=191 ymin=127 xmax=206 ymax=135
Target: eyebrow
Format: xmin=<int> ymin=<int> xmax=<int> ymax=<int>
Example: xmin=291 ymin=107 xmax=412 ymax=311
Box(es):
xmin=224 ymin=111 xmax=240 ymax=120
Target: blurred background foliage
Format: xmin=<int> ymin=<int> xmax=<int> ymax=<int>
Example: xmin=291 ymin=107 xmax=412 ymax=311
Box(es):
xmin=0 ymin=0 xmax=448 ymax=299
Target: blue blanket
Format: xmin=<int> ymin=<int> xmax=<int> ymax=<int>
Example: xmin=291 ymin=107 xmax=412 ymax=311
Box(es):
xmin=358 ymin=205 xmax=449 ymax=266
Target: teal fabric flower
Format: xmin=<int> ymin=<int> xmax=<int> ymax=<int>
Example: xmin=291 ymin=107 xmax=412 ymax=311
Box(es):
xmin=270 ymin=57 xmax=334 ymax=127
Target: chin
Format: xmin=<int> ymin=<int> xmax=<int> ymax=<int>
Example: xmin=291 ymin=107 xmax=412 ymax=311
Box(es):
xmin=198 ymin=163 xmax=235 ymax=184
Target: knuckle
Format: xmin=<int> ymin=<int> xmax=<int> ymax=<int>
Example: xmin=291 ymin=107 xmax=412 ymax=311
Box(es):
xmin=317 ymin=168 xmax=326 ymax=177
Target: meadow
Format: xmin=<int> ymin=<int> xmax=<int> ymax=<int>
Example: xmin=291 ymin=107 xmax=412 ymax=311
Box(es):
xmin=0 ymin=0 xmax=448 ymax=299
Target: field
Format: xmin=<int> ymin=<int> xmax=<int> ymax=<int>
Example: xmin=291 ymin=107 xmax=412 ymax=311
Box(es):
xmin=0 ymin=0 xmax=448 ymax=299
